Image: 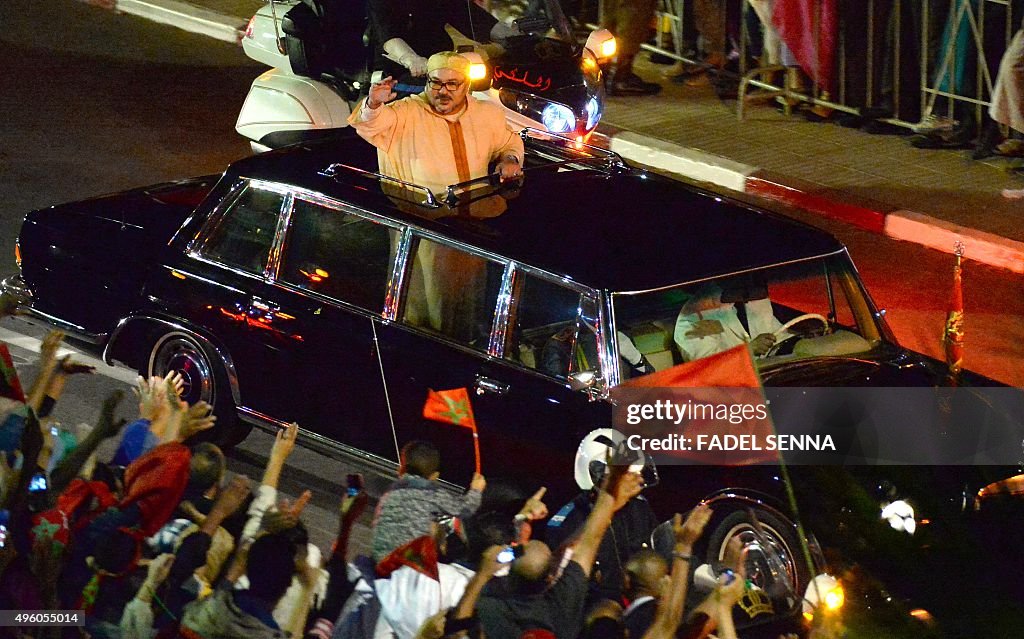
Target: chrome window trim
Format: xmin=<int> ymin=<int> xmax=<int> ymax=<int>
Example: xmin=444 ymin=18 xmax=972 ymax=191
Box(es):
xmin=494 ymin=262 xmax=604 ymax=386
xmin=276 ymin=189 xmax=407 ymax=319
xmin=396 ymin=232 xmax=509 ymax=356
xmin=490 ymin=262 xmax=516 ymax=358
xmin=184 ymin=179 xmax=246 ymax=254
xmin=188 ymin=178 xmax=291 ymax=277
xmin=266 ymin=191 xmax=295 ymax=282
xmin=385 ymin=228 xmax=413 ymax=322
xmin=600 ymin=290 xmax=618 ymax=391
xmin=610 ymin=249 xmax=849 ymax=296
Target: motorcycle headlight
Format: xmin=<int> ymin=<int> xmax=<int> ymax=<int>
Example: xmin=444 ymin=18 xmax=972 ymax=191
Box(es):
xmin=542 ymin=103 xmax=575 ymax=133
xmin=585 ymin=97 xmax=601 ymax=131
xmin=880 ymin=499 xmax=916 ymax=535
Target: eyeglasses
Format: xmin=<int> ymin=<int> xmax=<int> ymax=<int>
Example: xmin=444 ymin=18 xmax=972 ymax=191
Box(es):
xmin=427 ymin=77 xmax=464 ymax=92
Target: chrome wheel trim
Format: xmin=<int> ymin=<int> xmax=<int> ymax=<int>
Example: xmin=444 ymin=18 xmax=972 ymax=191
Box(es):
xmin=717 ymin=520 xmax=799 ymax=592
xmin=149 ymin=334 xmax=215 ymax=407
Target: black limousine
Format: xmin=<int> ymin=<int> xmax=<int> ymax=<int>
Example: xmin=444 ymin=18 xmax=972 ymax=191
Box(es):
xmin=6 ymin=129 xmax=1021 ymax=634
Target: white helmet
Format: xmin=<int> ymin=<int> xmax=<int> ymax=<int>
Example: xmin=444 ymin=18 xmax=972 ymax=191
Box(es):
xmin=574 ymin=428 xmax=653 ymax=490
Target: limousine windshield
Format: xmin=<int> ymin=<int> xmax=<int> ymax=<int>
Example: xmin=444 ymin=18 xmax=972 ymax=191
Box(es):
xmin=611 ymin=252 xmax=888 ymax=379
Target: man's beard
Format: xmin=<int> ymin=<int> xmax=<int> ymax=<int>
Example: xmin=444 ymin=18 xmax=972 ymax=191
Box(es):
xmin=431 ymin=95 xmax=461 ymax=114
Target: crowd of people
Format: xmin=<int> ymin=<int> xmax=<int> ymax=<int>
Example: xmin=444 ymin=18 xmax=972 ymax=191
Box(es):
xmin=0 ymin=328 xmax=788 ymax=639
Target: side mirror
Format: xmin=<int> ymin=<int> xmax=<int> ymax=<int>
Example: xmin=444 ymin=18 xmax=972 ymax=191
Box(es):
xmin=569 ymin=371 xmax=604 ymax=400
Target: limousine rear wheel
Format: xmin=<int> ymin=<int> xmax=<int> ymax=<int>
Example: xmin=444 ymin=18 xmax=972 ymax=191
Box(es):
xmin=147 ymin=333 xmax=250 ymax=449
xmin=706 ymin=508 xmax=810 ymax=610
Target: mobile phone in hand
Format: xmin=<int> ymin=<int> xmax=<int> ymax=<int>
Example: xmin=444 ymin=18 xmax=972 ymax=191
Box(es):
xmin=346 ymin=473 xmax=364 ymax=497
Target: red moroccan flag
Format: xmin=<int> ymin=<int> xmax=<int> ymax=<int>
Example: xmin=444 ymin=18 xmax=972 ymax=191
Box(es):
xmin=423 ymin=388 xmax=477 ymax=430
xmin=0 ymin=343 xmax=26 ymax=403
xmin=423 ymin=388 xmax=480 ymax=472
xmin=621 ymin=343 xmax=763 ymax=389
xmin=943 ymin=249 xmax=965 ymax=374
xmin=615 ymin=344 xmax=776 ymax=465
xmin=376 ymin=535 xmax=440 ymax=581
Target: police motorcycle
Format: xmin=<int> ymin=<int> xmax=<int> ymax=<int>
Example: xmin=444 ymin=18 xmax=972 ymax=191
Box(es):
xmin=236 ymin=0 xmax=617 ymax=153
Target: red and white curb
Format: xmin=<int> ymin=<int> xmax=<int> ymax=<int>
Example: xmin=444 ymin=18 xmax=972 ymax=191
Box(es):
xmin=84 ymin=0 xmax=1024 ymax=274
xmin=603 ymin=133 xmax=1024 ymax=274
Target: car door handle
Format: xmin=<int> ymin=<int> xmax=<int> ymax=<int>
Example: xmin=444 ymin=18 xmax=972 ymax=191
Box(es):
xmin=475 ymin=375 xmax=510 ymax=396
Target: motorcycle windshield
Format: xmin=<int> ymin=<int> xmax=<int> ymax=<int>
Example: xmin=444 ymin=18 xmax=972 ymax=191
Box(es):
xmin=505 ymin=0 xmax=575 ymax=43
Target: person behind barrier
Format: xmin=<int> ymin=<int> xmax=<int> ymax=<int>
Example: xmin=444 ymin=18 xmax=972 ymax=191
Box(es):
xmin=673 ymin=279 xmax=787 ymax=361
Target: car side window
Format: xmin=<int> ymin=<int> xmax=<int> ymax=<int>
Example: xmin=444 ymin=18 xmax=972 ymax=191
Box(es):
xmin=509 ymin=273 xmax=598 ymax=379
xmin=201 ymin=185 xmax=284 ymax=275
xmin=279 ymin=199 xmax=400 ymax=311
xmin=401 ymin=237 xmax=504 ymax=349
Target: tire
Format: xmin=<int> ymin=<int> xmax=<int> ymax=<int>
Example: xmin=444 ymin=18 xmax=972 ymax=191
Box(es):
xmin=706 ymin=508 xmax=811 ymax=612
xmin=146 ymin=332 xmax=251 ymax=449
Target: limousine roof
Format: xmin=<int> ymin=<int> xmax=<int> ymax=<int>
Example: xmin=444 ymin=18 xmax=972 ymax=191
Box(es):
xmin=231 ymin=131 xmax=845 ymax=292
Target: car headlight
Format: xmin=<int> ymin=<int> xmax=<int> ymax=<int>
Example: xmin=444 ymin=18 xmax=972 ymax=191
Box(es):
xmin=541 ymin=103 xmax=575 ymax=133
xmin=802 ymin=574 xmax=844 ymax=621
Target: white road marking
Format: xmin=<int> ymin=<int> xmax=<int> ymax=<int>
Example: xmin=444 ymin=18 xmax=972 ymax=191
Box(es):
xmin=0 ymin=326 xmax=139 ymax=385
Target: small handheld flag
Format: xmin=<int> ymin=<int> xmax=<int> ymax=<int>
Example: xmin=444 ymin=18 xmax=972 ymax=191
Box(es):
xmin=423 ymin=388 xmax=480 ymax=473
xmin=0 ymin=343 xmax=25 ymax=403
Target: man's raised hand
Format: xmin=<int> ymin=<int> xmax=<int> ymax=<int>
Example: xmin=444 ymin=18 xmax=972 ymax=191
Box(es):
xmin=271 ymin=421 xmax=299 ymax=462
xmin=518 ymin=486 xmax=549 ymax=521
xmin=367 ymin=77 xmax=398 ymax=109
xmin=673 ymin=504 xmax=713 ymax=552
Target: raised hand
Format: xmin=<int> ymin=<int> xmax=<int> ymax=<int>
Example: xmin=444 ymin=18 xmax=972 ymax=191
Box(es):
xmin=58 ymin=356 xmax=95 ymax=376
xmin=270 ymin=422 xmax=299 ymax=463
xmin=211 ymin=475 xmax=252 ymax=520
xmin=478 ymin=544 xmax=507 ymax=577
xmin=39 ymin=330 xmax=65 ymax=365
xmin=279 ymin=489 xmax=312 ymax=519
xmin=517 ymin=486 xmax=548 ymax=521
xmin=95 ymin=390 xmax=129 ymax=440
xmin=673 ymin=504 xmax=713 ymax=552
xmin=135 ymin=375 xmax=171 ymax=425
xmin=178 ymin=400 xmax=216 ymax=441
xmin=469 ymin=472 xmax=486 ymax=492
xmin=367 ymin=77 xmax=398 ymax=109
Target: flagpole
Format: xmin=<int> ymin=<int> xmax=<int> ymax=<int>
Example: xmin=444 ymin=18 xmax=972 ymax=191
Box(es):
xmin=472 ymin=426 xmax=481 ymax=474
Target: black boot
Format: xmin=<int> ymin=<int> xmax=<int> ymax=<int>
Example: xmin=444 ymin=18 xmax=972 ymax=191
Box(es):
xmin=607 ymin=61 xmax=661 ymax=96
xmin=972 ymin=118 xmax=1001 ymax=160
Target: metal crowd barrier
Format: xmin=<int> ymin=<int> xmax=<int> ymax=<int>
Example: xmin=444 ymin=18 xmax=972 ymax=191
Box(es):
xmin=585 ymin=0 xmax=1018 ymax=129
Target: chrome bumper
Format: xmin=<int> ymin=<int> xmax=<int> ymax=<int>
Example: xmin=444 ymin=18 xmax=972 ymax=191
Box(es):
xmin=0 ymin=274 xmax=32 ymax=305
xmin=0 ymin=275 xmax=106 ymax=344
